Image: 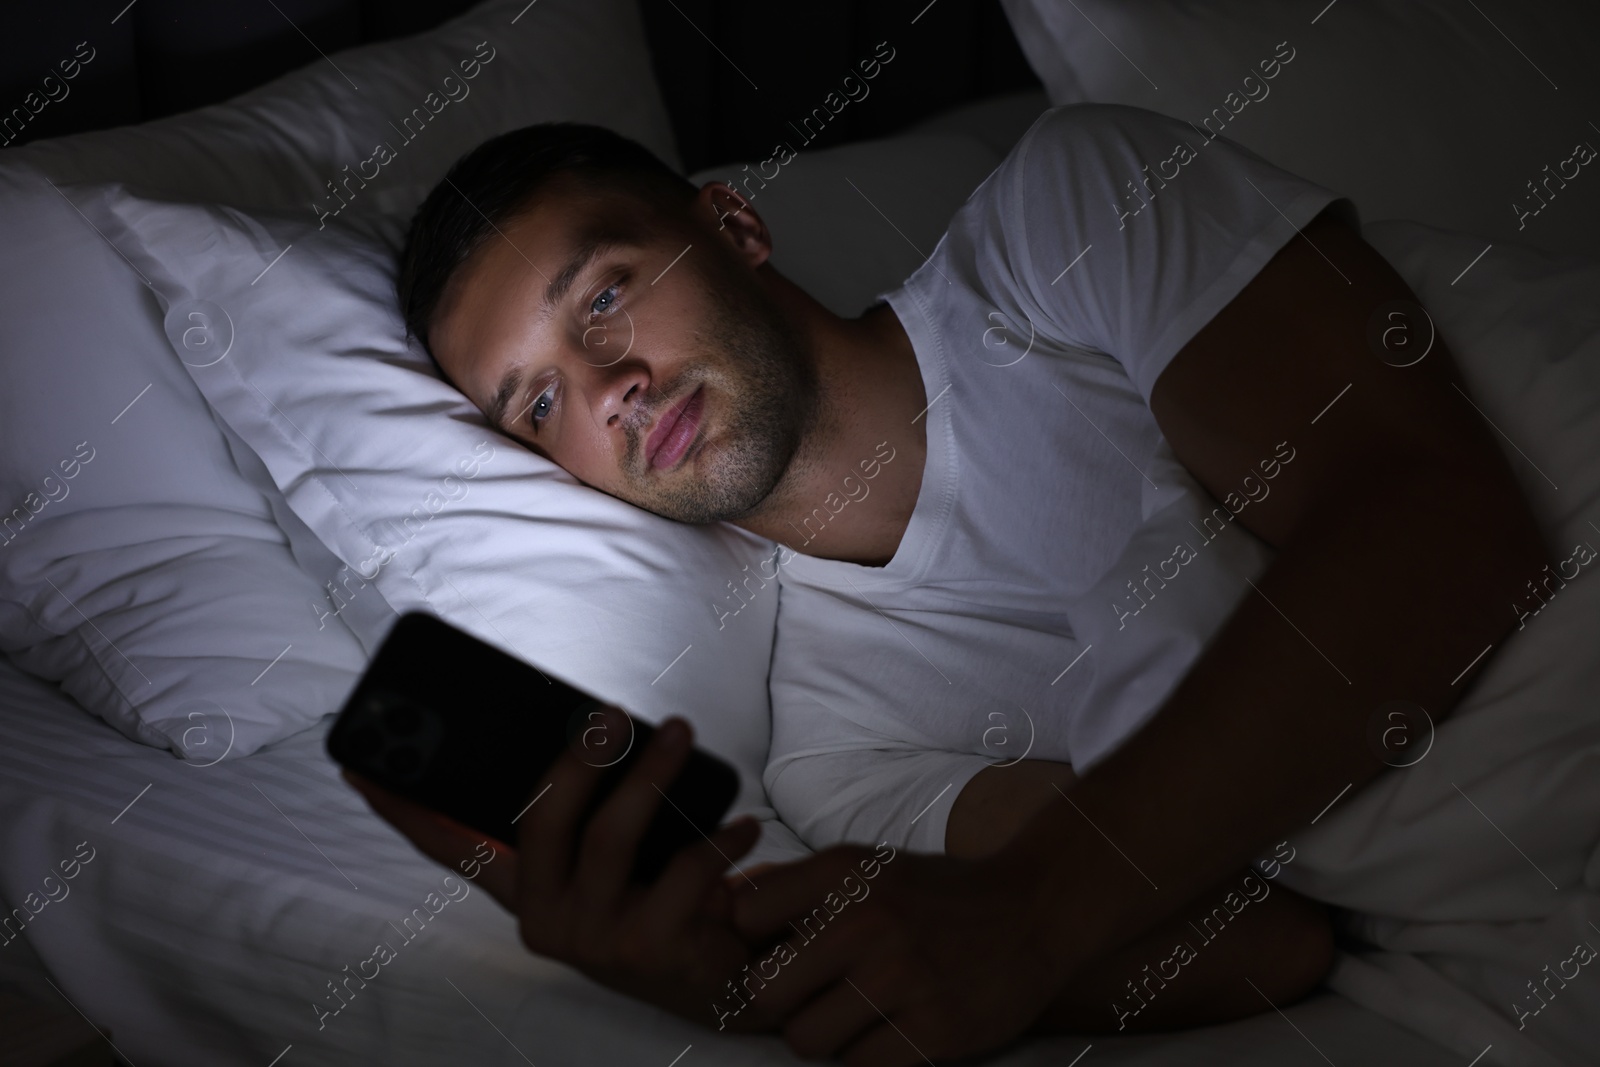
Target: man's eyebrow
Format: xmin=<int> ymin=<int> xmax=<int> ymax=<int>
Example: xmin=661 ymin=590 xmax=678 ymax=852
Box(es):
xmin=486 ymin=365 xmax=522 ymax=434
xmin=541 ymin=232 xmax=632 ymax=315
xmin=486 ymin=228 xmax=637 ymax=432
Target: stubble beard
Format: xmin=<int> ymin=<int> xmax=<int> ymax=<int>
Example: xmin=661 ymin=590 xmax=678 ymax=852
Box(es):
xmin=621 ymin=280 xmax=818 ymax=526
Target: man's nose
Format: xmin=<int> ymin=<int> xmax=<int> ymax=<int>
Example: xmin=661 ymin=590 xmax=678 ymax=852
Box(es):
xmin=592 ymin=362 xmax=651 ymax=429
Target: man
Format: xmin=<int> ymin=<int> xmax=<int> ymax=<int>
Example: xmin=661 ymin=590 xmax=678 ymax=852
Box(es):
xmin=351 ymin=104 xmax=1546 ymax=1064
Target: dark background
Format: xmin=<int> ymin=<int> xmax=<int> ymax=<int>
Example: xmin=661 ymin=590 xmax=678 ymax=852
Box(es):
xmin=0 ymin=0 xmax=1040 ymax=171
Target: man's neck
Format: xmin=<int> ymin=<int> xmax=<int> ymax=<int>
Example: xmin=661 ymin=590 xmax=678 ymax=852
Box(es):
xmin=732 ymin=294 xmax=927 ymax=567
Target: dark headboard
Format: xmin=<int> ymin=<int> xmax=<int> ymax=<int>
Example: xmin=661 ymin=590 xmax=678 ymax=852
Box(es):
xmin=639 ymin=0 xmax=1040 ymax=170
xmin=0 ymin=0 xmax=1038 ymax=172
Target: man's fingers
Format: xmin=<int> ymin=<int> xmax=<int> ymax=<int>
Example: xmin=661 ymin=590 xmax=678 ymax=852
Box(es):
xmin=518 ymin=704 xmax=626 ymax=899
xmin=764 ymin=906 xmax=875 ymax=1005
xmin=730 ymin=850 xmax=859 ymax=941
xmin=725 ymin=859 xmax=784 ymax=890
xmin=342 ymin=770 xmax=519 ymax=910
xmin=568 ymin=716 xmax=695 ymax=908
xmin=713 ymin=894 xmax=876 ymax=1027
xmin=841 ymin=1020 xmax=927 ymax=1067
xmin=640 ymin=814 xmax=761 ymax=935
xmin=783 ymin=973 xmax=885 ymax=1061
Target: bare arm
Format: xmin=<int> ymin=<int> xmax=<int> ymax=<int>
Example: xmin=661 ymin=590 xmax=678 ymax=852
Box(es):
xmin=992 ymin=209 xmax=1547 ymax=980
xmin=945 ymin=759 xmax=1073 ymax=859
xmin=950 ymin=760 xmax=1334 ymax=1033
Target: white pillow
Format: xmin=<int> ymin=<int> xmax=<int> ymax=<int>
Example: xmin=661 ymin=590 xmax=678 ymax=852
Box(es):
xmin=80 ymin=185 xmax=794 ymax=837
xmin=8 ymin=0 xmax=678 ymax=251
xmin=1001 ymin=0 xmax=1600 ymax=257
xmin=0 ymin=166 xmax=374 ymax=761
xmin=0 ymin=0 xmax=679 ymax=759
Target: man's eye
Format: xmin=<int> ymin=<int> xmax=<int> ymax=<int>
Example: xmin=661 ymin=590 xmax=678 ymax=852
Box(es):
xmin=589 ymin=284 xmax=619 ymax=319
xmin=528 ymin=382 xmax=556 ymax=428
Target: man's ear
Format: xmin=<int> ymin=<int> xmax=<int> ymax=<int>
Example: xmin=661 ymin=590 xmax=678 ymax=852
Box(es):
xmin=697 ymin=181 xmax=772 ymax=269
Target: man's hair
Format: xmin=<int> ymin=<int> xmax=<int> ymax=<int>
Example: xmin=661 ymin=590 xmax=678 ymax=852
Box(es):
xmin=396 ymin=123 xmax=696 ymax=359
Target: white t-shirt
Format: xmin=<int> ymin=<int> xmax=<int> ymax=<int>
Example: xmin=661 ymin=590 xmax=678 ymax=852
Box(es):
xmin=763 ymin=103 xmax=1357 ymax=855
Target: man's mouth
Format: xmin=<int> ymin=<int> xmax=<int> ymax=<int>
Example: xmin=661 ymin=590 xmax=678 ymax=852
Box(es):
xmin=645 ymin=386 xmax=704 ymax=470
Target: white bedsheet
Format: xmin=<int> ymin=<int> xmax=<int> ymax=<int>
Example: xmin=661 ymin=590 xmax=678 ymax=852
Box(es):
xmin=0 ymin=656 xmax=1457 ymax=1066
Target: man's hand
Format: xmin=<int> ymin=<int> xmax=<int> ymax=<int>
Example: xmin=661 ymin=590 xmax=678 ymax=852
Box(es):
xmin=345 ymin=709 xmax=779 ymax=1032
xmin=728 ymin=843 xmax=1070 ymax=1065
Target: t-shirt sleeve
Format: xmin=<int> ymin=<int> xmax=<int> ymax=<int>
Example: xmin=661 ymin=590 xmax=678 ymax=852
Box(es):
xmin=760 ymin=563 xmax=999 ymax=855
xmin=1004 ymin=103 xmax=1359 ymax=401
xmin=763 ymin=739 xmax=991 ymax=856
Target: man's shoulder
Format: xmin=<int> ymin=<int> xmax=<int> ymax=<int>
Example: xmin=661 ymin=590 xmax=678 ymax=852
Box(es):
xmin=961 ymin=103 xmax=1194 ymax=251
xmin=893 ymin=105 xmax=1193 ymax=317
xmin=1003 ymin=103 xmax=1189 ymax=181
xmin=915 ymin=105 xmax=1183 ymax=290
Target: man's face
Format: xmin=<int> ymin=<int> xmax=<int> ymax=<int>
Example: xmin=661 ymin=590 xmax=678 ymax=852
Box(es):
xmin=429 ymin=180 xmax=814 ymax=524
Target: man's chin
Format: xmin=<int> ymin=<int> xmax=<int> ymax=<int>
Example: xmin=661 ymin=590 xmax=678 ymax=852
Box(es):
xmin=642 ymin=466 xmax=778 ymax=526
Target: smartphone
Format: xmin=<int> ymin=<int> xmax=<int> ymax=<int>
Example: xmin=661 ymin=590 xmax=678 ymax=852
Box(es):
xmin=326 ymin=611 xmax=741 ymax=885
